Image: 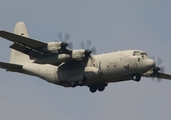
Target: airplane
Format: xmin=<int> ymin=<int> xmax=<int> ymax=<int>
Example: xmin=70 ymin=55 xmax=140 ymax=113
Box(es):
xmin=0 ymin=22 xmax=171 ymax=93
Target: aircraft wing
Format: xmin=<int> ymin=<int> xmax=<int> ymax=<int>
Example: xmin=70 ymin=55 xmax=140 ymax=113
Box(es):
xmin=0 ymin=30 xmax=47 ymax=48
xmin=0 ymin=30 xmax=72 ymax=60
xmin=0 ymin=30 xmax=79 ymax=66
xmin=0 ymin=30 xmax=51 ymax=58
xmin=0 ymin=62 xmax=23 ymax=72
xmin=152 ymin=72 xmax=171 ymax=80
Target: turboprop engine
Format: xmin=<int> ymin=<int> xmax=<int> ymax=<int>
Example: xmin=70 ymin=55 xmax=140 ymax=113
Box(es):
xmin=71 ymin=50 xmax=86 ymax=60
xmin=43 ymin=42 xmax=67 ymax=53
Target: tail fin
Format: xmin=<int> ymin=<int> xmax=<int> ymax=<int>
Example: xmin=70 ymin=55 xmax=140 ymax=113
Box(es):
xmin=10 ymin=22 xmax=31 ymax=64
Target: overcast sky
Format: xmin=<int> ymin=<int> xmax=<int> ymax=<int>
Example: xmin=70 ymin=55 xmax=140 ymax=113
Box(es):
xmin=0 ymin=0 xmax=171 ymax=120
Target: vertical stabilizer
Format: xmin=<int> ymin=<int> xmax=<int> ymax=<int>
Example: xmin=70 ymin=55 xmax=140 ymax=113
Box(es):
xmin=10 ymin=22 xmax=31 ymax=64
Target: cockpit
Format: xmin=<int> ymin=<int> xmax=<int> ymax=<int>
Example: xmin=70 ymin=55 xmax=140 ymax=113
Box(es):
xmin=133 ymin=51 xmax=149 ymax=59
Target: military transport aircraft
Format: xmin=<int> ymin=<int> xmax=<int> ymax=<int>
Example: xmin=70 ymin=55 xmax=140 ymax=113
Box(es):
xmin=0 ymin=22 xmax=171 ymax=93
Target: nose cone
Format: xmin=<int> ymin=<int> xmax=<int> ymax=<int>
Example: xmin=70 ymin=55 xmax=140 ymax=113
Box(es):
xmin=143 ymin=59 xmax=155 ymax=70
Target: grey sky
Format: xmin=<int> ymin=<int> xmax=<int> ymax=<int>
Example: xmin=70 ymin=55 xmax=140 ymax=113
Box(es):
xmin=0 ymin=0 xmax=171 ymax=120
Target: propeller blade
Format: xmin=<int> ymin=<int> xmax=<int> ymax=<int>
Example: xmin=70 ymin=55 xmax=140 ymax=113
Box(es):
xmin=90 ymin=46 xmax=97 ymax=55
xmin=157 ymin=57 xmax=162 ymax=66
xmin=86 ymin=39 xmax=92 ymax=50
xmin=160 ymin=66 xmax=165 ymax=72
xmin=150 ymin=56 xmax=165 ymax=82
xmin=67 ymin=42 xmax=73 ymax=49
xmin=80 ymin=39 xmax=97 ymax=62
xmin=57 ymin=31 xmax=63 ymax=41
xmin=157 ymin=78 xmax=162 ymax=83
xmin=56 ymin=32 xmax=73 ymax=49
xmin=80 ymin=41 xmax=86 ymax=50
xmin=151 ymin=77 xmax=155 ymax=81
xmin=64 ymin=32 xmax=70 ymax=42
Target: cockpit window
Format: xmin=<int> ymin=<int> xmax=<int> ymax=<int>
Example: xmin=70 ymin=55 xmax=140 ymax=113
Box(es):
xmin=133 ymin=51 xmax=149 ymax=59
xmin=133 ymin=51 xmax=141 ymax=56
xmin=133 ymin=51 xmax=148 ymax=57
xmin=141 ymin=52 xmax=147 ymax=56
xmin=141 ymin=52 xmax=149 ymax=58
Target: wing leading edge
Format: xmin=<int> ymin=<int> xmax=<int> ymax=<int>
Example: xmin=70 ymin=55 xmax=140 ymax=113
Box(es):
xmin=0 ymin=30 xmax=48 ymax=58
xmin=0 ymin=29 xmax=83 ymax=66
xmin=0 ymin=30 xmax=72 ymax=62
xmin=0 ymin=30 xmax=47 ymax=48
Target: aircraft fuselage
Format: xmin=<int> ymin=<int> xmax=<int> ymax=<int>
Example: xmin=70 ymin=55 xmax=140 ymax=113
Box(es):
xmin=22 ymin=50 xmax=155 ymax=88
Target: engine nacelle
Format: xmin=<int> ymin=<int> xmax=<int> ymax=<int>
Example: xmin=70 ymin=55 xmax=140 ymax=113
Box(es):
xmin=71 ymin=50 xmax=86 ymax=60
xmin=43 ymin=42 xmax=62 ymax=53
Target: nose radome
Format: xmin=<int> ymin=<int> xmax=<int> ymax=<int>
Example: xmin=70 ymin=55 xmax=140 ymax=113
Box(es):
xmin=143 ymin=59 xmax=155 ymax=70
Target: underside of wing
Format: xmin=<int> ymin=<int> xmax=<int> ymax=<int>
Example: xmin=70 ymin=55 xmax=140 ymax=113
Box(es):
xmin=0 ymin=26 xmax=89 ymax=66
xmin=152 ymin=72 xmax=171 ymax=80
xmin=10 ymin=42 xmax=45 ymax=58
xmin=0 ymin=30 xmax=48 ymax=58
xmin=0 ymin=62 xmax=23 ymax=72
xmin=0 ymin=30 xmax=72 ymax=61
xmin=0 ymin=30 xmax=47 ymax=48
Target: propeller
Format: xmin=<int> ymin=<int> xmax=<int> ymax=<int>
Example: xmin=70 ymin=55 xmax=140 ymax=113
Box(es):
xmin=56 ymin=31 xmax=73 ymax=49
xmin=80 ymin=39 xmax=97 ymax=56
xmin=151 ymin=57 xmax=165 ymax=82
xmin=80 ymin=39 xmax=97 ymax=62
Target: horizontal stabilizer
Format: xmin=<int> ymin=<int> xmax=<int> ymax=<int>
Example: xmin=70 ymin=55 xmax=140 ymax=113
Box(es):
xmin=0 ymin=62 xmax=23 ymax=72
